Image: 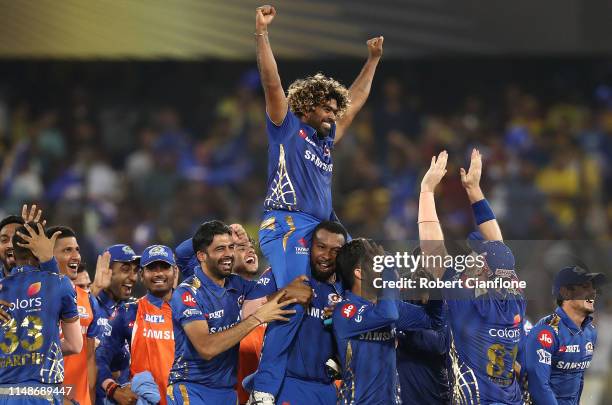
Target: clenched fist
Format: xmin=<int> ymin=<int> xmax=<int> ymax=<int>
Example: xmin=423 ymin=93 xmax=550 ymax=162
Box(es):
xmin=256 ymin=5 xmax=276 ymax=33
xmin=367 ymin=36 xmax=384 ymax=59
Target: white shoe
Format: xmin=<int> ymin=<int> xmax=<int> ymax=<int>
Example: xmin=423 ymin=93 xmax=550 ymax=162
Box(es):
xmin=247 ymin=391 xmax=275 ymax=405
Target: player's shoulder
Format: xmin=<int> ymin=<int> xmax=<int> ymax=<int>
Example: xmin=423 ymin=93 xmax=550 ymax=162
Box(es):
xmin=333 ymin=299 xmax=362 ymax=323
xmin=177 ymin=274 xmax=201 ymax=293
xmin=528 ymin=317 xmax=559 ymax=347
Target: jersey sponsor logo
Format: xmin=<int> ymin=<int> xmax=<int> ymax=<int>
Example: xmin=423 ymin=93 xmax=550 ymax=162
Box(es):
xmin=182 ymin=291 xmax=196 ymax=307
xmin=559 ymin=345 xmax=579 ymax=353
xmin=307 ymin=306 xmax=326 ymax=320
xmin=556 ymin=360 xmax=591 ymax=370
xmin=585 ymin=342 xmax=594 ymax=354
xmin=304 ymin=150 xmax=333 ymax=172
xmin=358 ymin=328 xmax=396 ymax=341
xmin=27 ymin=282 xmax=41 ymax=297
xmin=537 ymin=348 xmax=551 ymax=365
xmin=298 ymin=129 xmax=307 ymax=139
xmin=538 ymin=330 xmax=553 ymax=348
xmin=488 ymin=327 xmax=521 ymax=339
xmin=144 ymin=314 xmax=165 ymax=323
xmin=142 ymin=328 xmax=174 ymax=340
xmin=341 ymin=303 xmax=356 ymax=319
xmin=77 ymin=305 xmax=91 ymax=319
xmin=209 ymin=321 xmax=238 ymax=333
xmin=512 ymin=314 xmax=522 ymax=328
xmin=295 ymin=237 xmax=309 ymax=255
xmin=182 ymin=308 xmax=202 ymax=318
xmin=257 ymin=276 xmax=271 ymax=286
xmin=205 ymin=309 xmax=224 ymax=319
xmin=9 ymin=296 xmax=42 ymax=311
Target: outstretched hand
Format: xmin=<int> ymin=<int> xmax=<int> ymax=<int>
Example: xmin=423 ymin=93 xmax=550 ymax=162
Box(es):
xmin=92 ymin=251 xmax=112 ymax=296
xmin=21 ymin=204 xmax=46 ymax=226
xmin=15 ymin=223 xmax=59 ymax=263
xmin=256 ymin=5 xmax=276 ymax=32
xmin=367 ymin=36 xmax=384 ymax=59
xmin=460 ymin=148 xmax=482 ymax=190
xmin=421 ymin=150 xmax=448 ymax=192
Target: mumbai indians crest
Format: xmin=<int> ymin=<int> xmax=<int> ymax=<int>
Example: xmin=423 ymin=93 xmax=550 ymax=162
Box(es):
xmin=148 ymin=245 xmax=169 ymax=257
xmin=122 ymin=246 xmax=136 ymax=255
xmin=328 ymin=293 xmax=342 ymax=306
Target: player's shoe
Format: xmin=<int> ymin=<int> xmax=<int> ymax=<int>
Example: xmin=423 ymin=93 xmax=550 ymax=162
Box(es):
xmin=247 ymin=391 xmax=275 ymax=405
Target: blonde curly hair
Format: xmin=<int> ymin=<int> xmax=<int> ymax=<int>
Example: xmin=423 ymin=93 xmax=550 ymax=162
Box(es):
xmin=287 ymin=73 xmax=350 ymax=118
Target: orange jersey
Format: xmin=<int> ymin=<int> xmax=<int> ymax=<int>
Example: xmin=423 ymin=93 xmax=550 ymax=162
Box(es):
xmin=64 ymin=286 xmax=98 ymax=405
xmin=236 ymin=324 xmax=266 ymax=404
xmin=130 ymin=295 xmax=175 ymax=405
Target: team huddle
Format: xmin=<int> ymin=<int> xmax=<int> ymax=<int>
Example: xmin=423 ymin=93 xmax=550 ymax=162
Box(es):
xmin=0 ymin=5 xmax=605 ymax=405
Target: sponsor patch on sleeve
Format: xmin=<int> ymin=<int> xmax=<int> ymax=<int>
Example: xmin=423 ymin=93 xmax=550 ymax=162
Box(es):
xmin=341 ymin=303 xmax=356 ymax=319
xmin=181 ymin=291 xmax=197 ymax=307
xmin=537 ymin=329 xmax=553 ymax=349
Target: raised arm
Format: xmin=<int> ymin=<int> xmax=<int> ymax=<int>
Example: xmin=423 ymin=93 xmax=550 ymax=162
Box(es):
xmin=335 ymin=36 xmax=383 ymax=143
xmin=460 ymin=148 xmax=503 ymax=241
xmin=419 ymin=151 xmax=448 ymax=279
xmin=255 ymin=5 xmax=288 ymax=125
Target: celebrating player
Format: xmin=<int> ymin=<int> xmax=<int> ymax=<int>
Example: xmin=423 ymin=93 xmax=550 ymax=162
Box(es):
xmin=0 ymin=205 xmax=45 ymax=278
xmin=332 ymin=238 xmax=443 ymax=404
xmin=166 ymin=220 xmax=311 ymax=404
xmin=0 ymin=223 xmax=82 ymax=405
xmin=45 ymin=226 xmax=101 ymax=405
xmin=252 ymin=5 xmax=383 ymax=401
xmin=97 ymin=244 xmax=177 ymax=405
xmin=524 ymin=266 xmax=605 ymax=404
xmin=417 ymin=149 xmax=526 ymax=404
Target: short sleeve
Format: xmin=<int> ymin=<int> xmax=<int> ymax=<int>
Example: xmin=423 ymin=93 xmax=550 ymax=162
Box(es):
xmin=246 ymin=269 xmax=277 ymax=300
xmin=59 ymin=276 xmax=79 ymax=321
xmin=266 ymin=109 xmax=300 ymax=144
xmin=170 ymin=287 xmax=207 ymax=326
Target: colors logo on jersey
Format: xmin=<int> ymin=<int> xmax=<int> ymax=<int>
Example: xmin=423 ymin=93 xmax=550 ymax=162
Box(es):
xmin=512 ymin=314 xmax=521 ymax=327
xmin=341 ymin=303 xmax=356 ymax=319
xmin=27 ymin=282 xmax=41 ymax=297
xmin=538 ymin=330 xmax=553 ymax=348
xmin=182 ymin=292 xmax=196 ymax=307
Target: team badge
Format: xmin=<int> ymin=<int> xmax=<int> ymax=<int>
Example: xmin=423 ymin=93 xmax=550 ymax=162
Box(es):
xmin=585 ymin=342 xmax=594 ymax=354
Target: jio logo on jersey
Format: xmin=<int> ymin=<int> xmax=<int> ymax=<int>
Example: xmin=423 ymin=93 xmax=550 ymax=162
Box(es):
xmin=538 ymin=330 xmax=553 ymax=348
xmin=341 ymin=303 xmax=356 ymax=319
xmin=182 ymin=292 xmax=197 ymax=307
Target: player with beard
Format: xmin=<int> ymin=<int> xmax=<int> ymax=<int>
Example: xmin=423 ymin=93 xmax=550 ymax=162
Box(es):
xmin=75 ymin=264 xmax=92 ymax=292
xmin=253 ymin=6 xmax=382 ymax=404
xmin=90 ymin=244 xmax=140 ymax=403
xmin=45 ymin=226 xmax=101 ymax=405
xmin=418 ymin=150 xmax=526 ymax=405
xmin=0 ymin=205 xmax=45 ymax=277
xmin=523 ymin=267 xmax=605 ymax=404
xmin=97 ymin=245 xmax=178 ymax=405
xmin=0 ymin=222 xmax=82 ymax=405
xmin=167 ymin=220 xmax=311 ymax=404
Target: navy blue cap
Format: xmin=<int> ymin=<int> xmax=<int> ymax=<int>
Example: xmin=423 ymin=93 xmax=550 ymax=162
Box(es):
xmin=140 ymin=245 xmax=176 ymax=268
xmin=552 ymin=266 xmax=607 ymax=297
xmin=105 ymin=244 xmax=139 ymax=263
xmin=467 ymin=233 xmax=516 ymax=277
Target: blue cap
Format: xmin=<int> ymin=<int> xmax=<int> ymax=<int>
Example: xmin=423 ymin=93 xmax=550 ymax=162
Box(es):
xmin=140 ymin=245 xmax=176 ymax=268
xmin=467 ymin=235 xmax=516 ymax=278
xmin=106 ymin=244 xmax=139 ymax=263
xmin=552 ymin=266 xmax=606 ymax=297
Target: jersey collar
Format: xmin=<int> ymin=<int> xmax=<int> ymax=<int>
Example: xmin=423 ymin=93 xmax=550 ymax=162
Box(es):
xmin=144 ymin=292 xmax=170 ymax=309
xmin=98 ymin=289 xmax=121 ymax=311
xmin=194 ymin=265 xmax=238 ymax=298
xmin=555 ymin=306 xmax=593 ymax=334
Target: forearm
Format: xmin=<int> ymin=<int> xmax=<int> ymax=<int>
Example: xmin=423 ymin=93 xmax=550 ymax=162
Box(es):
xmin=348 ymin=57 xmax=380 ymax=110
xmin=468 ymin=187 xmax=503 ymax=241
xmin=198 ymin=316 xmax=261 ymax=360
xmin=256 ymin=33 xmax=282 ymax=94
xmin=418 ymin=191 xmax=447 ymax=278
xmin=60 ymin=321 xmax=83 ymax=355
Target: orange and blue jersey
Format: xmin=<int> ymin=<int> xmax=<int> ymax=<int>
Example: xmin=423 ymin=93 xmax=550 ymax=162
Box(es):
xmin=332 ymin=291 xmax=438 ymax=405
xmin=168 ymin=265 xmax=268 ymax=391
xmin=0 ymin=259 xmax=78 ymax=404
xmin=96 ymin=294 xmax=175 ymax=405
xmin=63 ymin=286 xmax=100 ymax=405
xmin=524 ymin=307 xmax=596 ymax=405
xmin=236 ymin=324 xmax=266 ymax=404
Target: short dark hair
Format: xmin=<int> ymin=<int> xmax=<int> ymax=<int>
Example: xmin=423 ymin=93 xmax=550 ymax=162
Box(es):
xmin=0 ymin=215 xmax=24 ymax=233
xmin=45 ymin=225 xmax=77 ymax=240
xmin=313 ymin=221 xmax=348 ymax=242
xmin=12 ymin=222 xmax=41 ymax=261
xmin=192 ymin=220 xmax=232 ymax=253
xmin=556 ymin=299 xmax=563 ymax=307
xmin=336 ymin=239 xmax=367 ymax=291
xmin=77 ymin=263 xmax=87 ymax=273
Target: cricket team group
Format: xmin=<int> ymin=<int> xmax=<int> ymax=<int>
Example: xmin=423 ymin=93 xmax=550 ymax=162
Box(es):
xmin=0 ymin=5 xmax=605 ymax=405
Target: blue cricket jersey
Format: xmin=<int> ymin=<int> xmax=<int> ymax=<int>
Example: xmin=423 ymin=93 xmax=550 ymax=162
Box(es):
xmin=0 ymin=260 xmax=78 ymax=384
xmin=396 ymin=300 xmax=451 ymax=405
xmin=169 ymin=265 xmax=263 ymax=389
xmin=524 ymin=307 xmax=596 ymax=405
xmin=333 ymin=291 xmax=437 ymax=405
xmin=443 ymin=267 xmax=526 ymax=405
xmin=264 ymin=110 xmax=336 ymax=221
